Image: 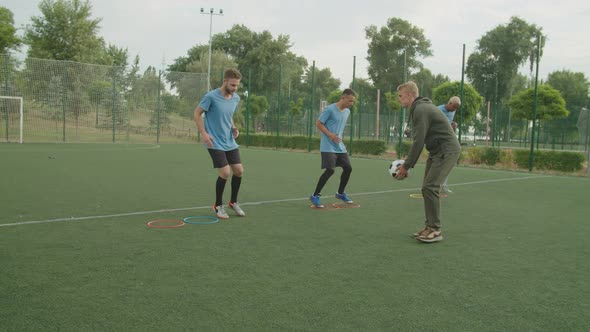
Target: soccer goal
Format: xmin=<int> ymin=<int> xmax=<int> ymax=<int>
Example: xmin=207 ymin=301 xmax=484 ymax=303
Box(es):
xmin=0 ymin=96 xmax=23 ymax=144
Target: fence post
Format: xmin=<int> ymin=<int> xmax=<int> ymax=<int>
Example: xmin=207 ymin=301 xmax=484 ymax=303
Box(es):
xmin=156 ymin=70 xmax=162 ymax=144
xmin=276 ymin=64 xmax=282 ymax=149
xmin=245 ymin=68 xmax=251 ymax=146
xmin=458 ymin=43 xmax=465 ymax=143
xmin=111 ymin=69 xmax=117 ymax=143
xmin=307 ymin=61 xmax=316 ymax=152
xmin=349 ymin=56 xmax=356 ymax=156
xmin=62 ymin=65 xmax=68 ymax=142
xmin=528 ymin=35 xmax=542 ymax=171
xmin=2 ymin=56 xmax=9 ymax=142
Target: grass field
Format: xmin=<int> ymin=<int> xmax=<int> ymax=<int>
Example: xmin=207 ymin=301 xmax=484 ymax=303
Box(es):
xmin=1 ymin=143 xmax=589 ymax=331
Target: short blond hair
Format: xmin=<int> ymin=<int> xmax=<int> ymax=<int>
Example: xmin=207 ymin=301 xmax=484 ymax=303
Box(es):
xmin=397 ymin=81 xmax=419 ymax=97
xmin=448 ymin=96 xmax=461 ymax=106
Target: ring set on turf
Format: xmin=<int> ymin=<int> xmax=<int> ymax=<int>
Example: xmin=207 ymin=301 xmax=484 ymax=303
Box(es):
xmin=309 ymin=202 xmax=361 ymax=210
xmin=146 ymin=216 xmax=219 ymax=228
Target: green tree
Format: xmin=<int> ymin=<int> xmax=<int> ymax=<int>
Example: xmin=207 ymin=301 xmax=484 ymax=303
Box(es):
xmin=247 ymin=94 xmax=269 ymax=132
xmin=304 ymin=67 xmax=341 ymax=105
xmin=286 ymin=97 xmax=304 ymax=135
xmin=185 ymin=49 xmax=238 ymax=90
xmin=365 ymin=17 xmax=432 ymax=91
xmin=212 ymin=25 xmax=307 ymax=97
xmin=24 ymin=0 xmax=105 ymax=63
xmin=168 ymin=45 xmax=209 ymax=73
xmin=547 ymin=70 xmax=589 ymax=109
xmin=546 ymin=70 xmax=589 ymax=143
xmin=509 ymin=84 xmax=568 ymax=121
xmin=352 ymin=78 xmax=376 ymax=106
xmin=0 ymin=6 xmax=21 ymax=54
xmin=326 ymin=89 xmax=342 ymax=104
xmin=432 ymin=81 xmax=484 ymax=124
xmin=384 ymin=92 xmax=401 ymax=112
xmin=466 ymin=17 xmax=545 ymax=143
xmin=352 ymin=78 xmax=379 ymax=127
xmin=466 ymin=16 xmax=544 ymax=102
xmin=410 ymin=68 xmax=449 ymax=99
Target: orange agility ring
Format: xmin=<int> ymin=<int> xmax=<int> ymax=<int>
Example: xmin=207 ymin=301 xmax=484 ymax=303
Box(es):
xmin=147 ymin=219 xmax=185 ymax=228
xmin=331 ymin=202 xmax=361 ymax=209
xmin=309 ymin=204 xmax=339 ymax=210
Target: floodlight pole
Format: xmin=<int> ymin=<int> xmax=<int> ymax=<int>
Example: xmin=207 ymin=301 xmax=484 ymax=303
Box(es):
xmin=200 ymin=8 xmax=223 ymax=91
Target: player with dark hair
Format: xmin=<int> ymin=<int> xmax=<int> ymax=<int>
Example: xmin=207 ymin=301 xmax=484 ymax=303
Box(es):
xmin=309 ymin=89 xmax=357 ymax=208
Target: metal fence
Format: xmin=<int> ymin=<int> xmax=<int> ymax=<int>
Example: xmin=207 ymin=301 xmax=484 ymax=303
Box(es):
xmin=0 ymin=54 xmax=207 ymax=144
xmin=1 ymin=54 xmax=588 ymax=157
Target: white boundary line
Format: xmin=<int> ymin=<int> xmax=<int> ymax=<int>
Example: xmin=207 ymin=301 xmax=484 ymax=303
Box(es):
xmin=0 ymin=144 xmax=161 ymax=152
xmin=0 ymin=175 xmax=550 ymax=228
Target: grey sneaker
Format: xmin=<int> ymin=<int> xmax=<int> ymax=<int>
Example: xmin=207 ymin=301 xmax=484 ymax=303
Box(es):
xmin=229 ymin=202 xmax=246 ymax=216
xmin=416 ymin=228 xmax=443 ymax=243
xmin=411 ymin=227 xmax=430 ymax=238
xmin=214 ymin=205 xmax=229 ymax=219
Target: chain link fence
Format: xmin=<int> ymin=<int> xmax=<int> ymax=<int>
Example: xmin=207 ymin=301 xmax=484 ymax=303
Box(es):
xmin=2 ymin=54 xmax=587 ymax=155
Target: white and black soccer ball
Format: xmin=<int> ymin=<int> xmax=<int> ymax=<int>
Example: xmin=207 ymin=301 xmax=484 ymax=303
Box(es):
xmin=388 ymin=159 xmax=406 ymax=179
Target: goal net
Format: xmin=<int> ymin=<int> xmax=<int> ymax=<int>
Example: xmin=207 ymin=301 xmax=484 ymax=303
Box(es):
xmin=0 ymin=96 xmax=23 ymax=144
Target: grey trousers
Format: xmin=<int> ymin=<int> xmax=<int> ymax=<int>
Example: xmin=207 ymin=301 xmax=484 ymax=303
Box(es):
xmin=421 ymin=151 xmax=461 ymax=230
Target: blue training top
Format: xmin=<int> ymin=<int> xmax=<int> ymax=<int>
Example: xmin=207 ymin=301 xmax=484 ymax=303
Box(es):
xmin=318 ymin=103 xmax=350 ymax=153
xmin=438 ymin=104 xmax=456 ymax=124
xmin=198 ymin=88 xmax=240 ymax=151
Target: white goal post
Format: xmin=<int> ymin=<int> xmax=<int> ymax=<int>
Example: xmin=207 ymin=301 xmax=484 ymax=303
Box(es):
xmin=0 ymin=96 xmax=23 ymax=144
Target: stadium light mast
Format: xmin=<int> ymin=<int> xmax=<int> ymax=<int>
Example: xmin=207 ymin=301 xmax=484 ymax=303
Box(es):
xmin=200 ymin=7 xmax=223 ymax=91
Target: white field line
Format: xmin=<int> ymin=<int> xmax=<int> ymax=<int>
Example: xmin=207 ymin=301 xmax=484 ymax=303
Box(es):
xmin=0 ymin=175 xmax=549 ymax=227
xmin=0 ymin=144 xmax=161 ymax=153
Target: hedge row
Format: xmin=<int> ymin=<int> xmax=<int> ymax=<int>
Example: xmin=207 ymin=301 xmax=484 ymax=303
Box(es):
xmin=466 ymin=146 xmax=585 ymax=172
xmin=235 ymin=134 xmax=386 ymax=155
xmin=513 ymin=149 xmax=585 ymax=172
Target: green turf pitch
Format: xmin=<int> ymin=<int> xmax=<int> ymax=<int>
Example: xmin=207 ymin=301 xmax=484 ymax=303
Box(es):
xmin=1 ymin=143 xmax=589 ymax=330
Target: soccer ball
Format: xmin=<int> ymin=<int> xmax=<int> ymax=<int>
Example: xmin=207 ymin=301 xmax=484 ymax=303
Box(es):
xmin=388 ymin=159 xmax=405 ymax=178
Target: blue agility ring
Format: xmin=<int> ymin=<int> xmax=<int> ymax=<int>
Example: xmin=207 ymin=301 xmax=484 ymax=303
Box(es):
xmin=183 ymin=216 xmax=219 ymax=225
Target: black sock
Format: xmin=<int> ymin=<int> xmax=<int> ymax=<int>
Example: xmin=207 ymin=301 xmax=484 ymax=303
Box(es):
xmin=313 ymin=168 xmax=334 ymax=196
xmin=338 ymin=166 xmax=352 ymax=194
xmin=215 ymin=177 xmax=227 ymax=206
xmin=230 ymin=175 xmax=242 ymax=203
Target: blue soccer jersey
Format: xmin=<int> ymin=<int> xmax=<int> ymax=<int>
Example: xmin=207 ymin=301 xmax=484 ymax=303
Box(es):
xmin=198 ymin=88 xmax=240 ymax=151
xmin=318 ymin=103 xmax=350 ymax=153
xmin=438 ymin=104 xmax=456 ymax=124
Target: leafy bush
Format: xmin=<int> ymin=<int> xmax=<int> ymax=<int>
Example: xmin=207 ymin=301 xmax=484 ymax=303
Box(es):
xmin=466 ymin=147 xmax=501 ymax=165
xmin=236 ymin=134 xmax=385 ymax=155
xmin=394 ymin=141 xmax=412 ymax=158
xmin=352 ymin=140 xmax=387 ymax=155
xmin=513 ymin=150 xmax=585 ymax=172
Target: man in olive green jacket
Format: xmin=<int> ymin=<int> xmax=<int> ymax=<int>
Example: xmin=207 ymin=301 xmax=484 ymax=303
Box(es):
xmin=395 ymin=81 xmax=461 ymax=243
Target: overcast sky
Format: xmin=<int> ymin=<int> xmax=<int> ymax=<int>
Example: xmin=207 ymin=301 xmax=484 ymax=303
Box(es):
xmin=3 ymin=0 xmax=590 ymax=88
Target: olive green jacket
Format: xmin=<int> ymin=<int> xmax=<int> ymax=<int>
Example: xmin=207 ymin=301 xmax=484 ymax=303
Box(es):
xmin=403 ymin=97 xmax=461 ymax=169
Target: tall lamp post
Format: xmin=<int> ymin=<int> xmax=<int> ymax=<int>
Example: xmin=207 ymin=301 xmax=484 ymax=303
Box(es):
xmin=200 ymin=7 xmax=223 ymax=91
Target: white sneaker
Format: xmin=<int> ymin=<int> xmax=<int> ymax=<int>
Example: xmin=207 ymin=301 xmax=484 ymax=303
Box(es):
xmin=229 ymin=202 xmax=246 ymax=216
xmin=214 ymin=205 xmax=229 ymax=219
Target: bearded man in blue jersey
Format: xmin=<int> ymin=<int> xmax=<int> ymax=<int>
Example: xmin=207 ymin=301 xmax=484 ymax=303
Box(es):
xmin=194 ymin=68 xmax=246 ymax=219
